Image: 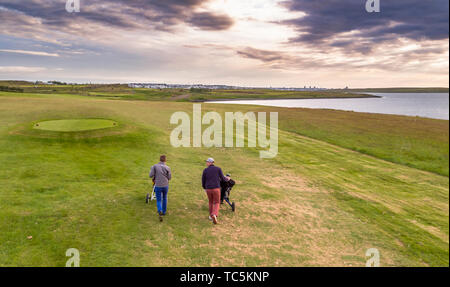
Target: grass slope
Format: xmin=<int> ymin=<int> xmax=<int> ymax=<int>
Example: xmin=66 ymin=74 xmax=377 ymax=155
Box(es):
xmin=275 ymin=107 xmax=449 ymax=176
xmin=2 ymin=91 xmax=448 ymax=176
xmin=199 ymin=103 xmax=449 ymax=176
xmin=0 ymin=95 xmax=448 ymax=266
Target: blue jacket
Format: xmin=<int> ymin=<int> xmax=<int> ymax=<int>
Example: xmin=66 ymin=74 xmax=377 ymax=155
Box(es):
xmin=202 ymin=165 xmax=227 ymax=189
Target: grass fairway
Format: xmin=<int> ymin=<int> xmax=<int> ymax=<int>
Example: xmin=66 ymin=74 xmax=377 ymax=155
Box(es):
xmin=0 ymin=93 xmax=448 ymax=267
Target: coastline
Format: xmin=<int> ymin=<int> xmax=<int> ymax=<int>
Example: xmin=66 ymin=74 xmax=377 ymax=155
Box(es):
xmin=201 ymin=93 xmax=449 ymax=121
xmin=198 ymin=94 xmax=381 ymax=102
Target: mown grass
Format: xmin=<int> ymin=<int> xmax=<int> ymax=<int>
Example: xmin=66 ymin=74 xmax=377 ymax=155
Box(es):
xmin=2 ymin=90 xmax=447 ymax=176
xmin=0 ymin=94 xmax=448 ymax=267
xmin=33 ymin=119 xmax=118 ymax=132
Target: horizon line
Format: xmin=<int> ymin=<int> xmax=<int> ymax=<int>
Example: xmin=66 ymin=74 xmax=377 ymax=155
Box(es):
xmin=1 ymin=79 xmax=449 ymax=90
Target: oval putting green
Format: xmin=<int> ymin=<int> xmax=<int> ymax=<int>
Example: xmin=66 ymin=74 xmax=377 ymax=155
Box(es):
xmin=33 ymin=119 xmax=118 ymax=132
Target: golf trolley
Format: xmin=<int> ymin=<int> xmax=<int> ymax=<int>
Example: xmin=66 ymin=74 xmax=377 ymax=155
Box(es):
xmin=145 ymin=180 xmax=156 ymax=204
xmin=222 ymin=185 xmax=236 ymax=212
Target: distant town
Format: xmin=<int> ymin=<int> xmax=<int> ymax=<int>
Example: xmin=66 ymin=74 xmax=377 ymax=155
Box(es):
xmin=128 ymin=83 xmax=329 ymax=91
xmin=29 ymin=80 xmax=337 ymax=91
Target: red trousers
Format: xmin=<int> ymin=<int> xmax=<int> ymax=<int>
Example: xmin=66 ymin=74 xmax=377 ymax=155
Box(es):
xmin=205 ymin=188 xmax=221 ymax=217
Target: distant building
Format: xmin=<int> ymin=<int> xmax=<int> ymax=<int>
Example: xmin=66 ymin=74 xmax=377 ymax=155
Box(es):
xmin=128 ymin=83 xmax=328 ymax=91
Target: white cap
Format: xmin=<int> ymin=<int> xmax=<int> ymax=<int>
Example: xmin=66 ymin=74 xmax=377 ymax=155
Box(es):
xmin=206 ymin=158 xmax=215 ymax=163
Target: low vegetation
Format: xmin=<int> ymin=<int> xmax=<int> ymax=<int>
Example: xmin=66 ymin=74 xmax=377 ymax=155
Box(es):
xmin=0 ymin=91 xmax=448 ymax=266
xmin=0 ymin=81 xmax=377 ymax=101
xmin=340 ymin=87 xmax=449 ymax=93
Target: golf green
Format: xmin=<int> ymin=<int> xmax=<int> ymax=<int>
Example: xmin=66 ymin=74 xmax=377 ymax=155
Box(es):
xmin=33 ymin=119 xmax=118 ymax=132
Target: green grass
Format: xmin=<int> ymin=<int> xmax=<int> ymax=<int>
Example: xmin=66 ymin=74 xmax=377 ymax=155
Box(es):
xmin=201 ymin=103 xmax=448 ymax=176
xmin=186 ymin=89 xmax=378 ymax=101
xmin=33 ymin=119 xmax=118 ymax=132
xmin=0 ymin=81 xmax=376 ymax=101
xmin=0 ymin=92 xmax=448 ymax=267
xmin=2 ymin=90 xmax=446 ymax=175
xmin=274 ymin=107 xmax=449 ymax=176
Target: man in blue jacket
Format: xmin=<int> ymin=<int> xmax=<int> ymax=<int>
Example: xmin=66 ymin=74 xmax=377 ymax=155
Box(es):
xmin=202 ymin=157 xmax=228 ymax=224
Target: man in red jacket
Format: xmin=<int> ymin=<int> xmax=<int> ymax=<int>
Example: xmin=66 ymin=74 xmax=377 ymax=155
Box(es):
xmin=202 ymin=158 xmax=228 ymax=224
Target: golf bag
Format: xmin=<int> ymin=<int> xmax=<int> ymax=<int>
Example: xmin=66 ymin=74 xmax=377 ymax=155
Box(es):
xmin=221 ymin=178 xmax=236 ymax=212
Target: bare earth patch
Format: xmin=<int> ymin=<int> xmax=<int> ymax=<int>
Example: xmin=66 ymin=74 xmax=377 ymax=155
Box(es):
xmin=201 ymin=168 xmax=381 ymax=266
xmin=261 ymin=170 xmax=322 ymax=194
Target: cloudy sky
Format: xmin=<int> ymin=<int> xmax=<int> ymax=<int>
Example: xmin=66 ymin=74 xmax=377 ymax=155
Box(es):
xmin=0 ymin=0 xmax=448 ymax=88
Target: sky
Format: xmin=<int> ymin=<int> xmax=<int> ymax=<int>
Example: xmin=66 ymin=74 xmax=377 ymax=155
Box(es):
xmin=0 ymin=0 xmax=448 ymax=88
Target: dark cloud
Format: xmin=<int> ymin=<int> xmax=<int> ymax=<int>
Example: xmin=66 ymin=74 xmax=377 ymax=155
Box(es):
xmin=237 ymin=47 xmax=288 ymax=62
xmin=236 ymin=46 xmax=327 ymax=70
xmin=235 ymin=44 xmax=448 ymax=74
xmin=187 ymin=12 xmax=234 ymax=31
xmin=282 ymin=0 xmax=449 ymax=50
xmin=0 ymin=0 xmax=234 ymax=34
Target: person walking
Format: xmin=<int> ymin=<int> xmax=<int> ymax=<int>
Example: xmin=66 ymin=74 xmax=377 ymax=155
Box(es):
xmin=149 ymin=155 xmax=172 ymax=222
xmin=202 ymin=158 xmax=228 ymax=224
